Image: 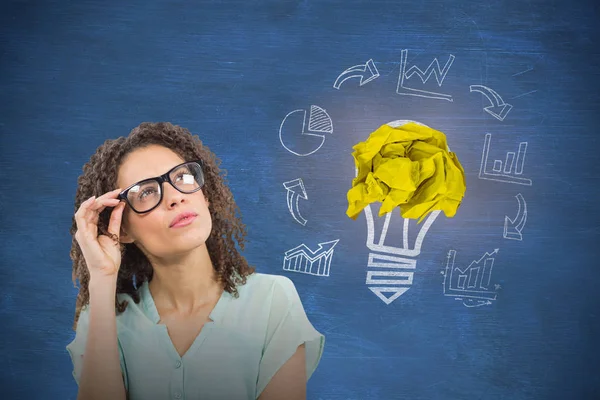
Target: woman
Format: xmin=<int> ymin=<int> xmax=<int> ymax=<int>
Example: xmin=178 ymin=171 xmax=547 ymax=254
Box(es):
xmin=66 ymin=122 xmax=325 ymax=400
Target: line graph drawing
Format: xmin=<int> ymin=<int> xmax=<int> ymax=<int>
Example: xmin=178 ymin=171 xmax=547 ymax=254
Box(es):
xmin=504 ymin=193 xmax=527 ymax=241
xmin=333 ymin=58 xmax=380 ymax=89
xmin=479 ymin=133 xmax=532 ymax=185
xmin=470 ymin=84 xmax=513 ymax=121
xmin=283 ymin=178 xmax=308 ymax=226
xmin=396 ymin=49 xmax=455 ymax=101
xmin=442 ymin=248 xmax=500 ymax=307
xmin=279 ymin=105 xmax=333 ymax=156
xmin=283 ymin=239 xmax=340 ymax=277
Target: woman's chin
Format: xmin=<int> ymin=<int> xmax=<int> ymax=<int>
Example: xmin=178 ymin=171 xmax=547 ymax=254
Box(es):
xmin=174 ymin=228 xmax=211 ymax=246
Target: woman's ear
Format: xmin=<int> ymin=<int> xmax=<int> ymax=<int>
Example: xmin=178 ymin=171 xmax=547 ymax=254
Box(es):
xmin=119 ymin=226 xmax=134 ymax=244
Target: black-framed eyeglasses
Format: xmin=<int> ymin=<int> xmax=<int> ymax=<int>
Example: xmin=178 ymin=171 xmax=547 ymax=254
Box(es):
xmin=117 ymin=160 xmax=205 ymax=214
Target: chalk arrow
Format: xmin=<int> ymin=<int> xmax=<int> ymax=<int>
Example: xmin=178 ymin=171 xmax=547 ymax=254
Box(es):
xmin=470 ymin=84 xmax=513 ymax=121
xmin=463 ymin=299 xmax=493 ymax=307
xmin=504 ymin=193 xmax=527 ymax=240
xmin=333 ymin=59 xmax=380 ymax=89
xmin=283 ymin=178 xmax=308 ymax=226
xmin=286 ymin=239 xmax=339 ymax=259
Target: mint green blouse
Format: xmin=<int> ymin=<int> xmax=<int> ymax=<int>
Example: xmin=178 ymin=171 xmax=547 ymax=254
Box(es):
xmin=66 ymin=272 xmax=325 ymax=399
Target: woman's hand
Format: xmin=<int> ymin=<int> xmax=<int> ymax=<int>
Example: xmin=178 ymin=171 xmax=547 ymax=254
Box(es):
xmin=74 ymin=188 xmax=126 ymax=279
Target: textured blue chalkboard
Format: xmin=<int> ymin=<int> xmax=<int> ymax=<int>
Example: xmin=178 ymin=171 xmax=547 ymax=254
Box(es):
xmin=1 ymin=0 xmax=599 ymax=399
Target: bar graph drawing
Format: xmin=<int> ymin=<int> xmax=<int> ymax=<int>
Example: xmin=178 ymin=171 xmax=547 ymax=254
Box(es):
xmin=479 ymin=133 xmax=532 ymax=185
xmin=283 ymin=239 xmax=339 ymax=277
xmin=442 ymin=249 xmax=500 ymax=307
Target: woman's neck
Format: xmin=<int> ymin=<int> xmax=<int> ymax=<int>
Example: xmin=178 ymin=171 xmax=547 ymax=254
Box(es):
xmin=147 ymin=244 xmax=222 ymax=314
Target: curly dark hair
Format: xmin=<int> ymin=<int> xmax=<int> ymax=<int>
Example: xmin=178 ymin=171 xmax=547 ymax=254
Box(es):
xmin=69 ymin=122 xmax=256 ymax=331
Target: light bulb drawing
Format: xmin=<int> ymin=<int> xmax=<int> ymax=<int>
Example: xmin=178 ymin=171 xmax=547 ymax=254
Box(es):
xmin=358 ymin=120 xmax=444 ymax=305
xmin=364 ymin=204 xmax=441 ymax=304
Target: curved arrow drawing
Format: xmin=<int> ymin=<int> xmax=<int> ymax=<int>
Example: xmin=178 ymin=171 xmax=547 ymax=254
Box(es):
xmin=333 ymin=59 xmax=379 ymax=89
xmin=470 ymin=84 xmax=513 ymax=121
xmin=283 ymin=178 xmax=308 ymax=226
xmin=504 ymin=193 xmax=527 ymax=241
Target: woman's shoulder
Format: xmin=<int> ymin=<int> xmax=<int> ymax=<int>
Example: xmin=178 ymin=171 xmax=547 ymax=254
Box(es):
xmin=114 ymin=290 xmax=151 ymax=328
xmin=236 ymin=271 xmax=295 ymax=296
xmin=231 ymin=272 xmax=302 ymax=313
xmin=74 ymin=290 xmax=148 ymax=333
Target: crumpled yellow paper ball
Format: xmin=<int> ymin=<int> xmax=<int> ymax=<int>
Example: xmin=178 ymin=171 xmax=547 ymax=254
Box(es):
xmin=346 ymin=120 xmax=466 ymax=223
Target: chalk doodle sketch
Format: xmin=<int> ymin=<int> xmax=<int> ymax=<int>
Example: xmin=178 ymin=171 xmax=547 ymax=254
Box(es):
xmin=279 ymin=105 xmax=333 ymax=157
xmin=479 ymin=133 xmax=533 ymax=186
xmin=442 ymin=249 xmax=500 ymax=308
xmin=283 ymin=178 xmax=308 ymax=226
xmin=356 ymin=120 xmax=443 ymax=304
xmin=470 ymin=84 xmax=513 ymax=121
xmin=283 ymin=239 xmax=339 ymax=277
xmin=396 ymin=49 xmax=455 ymax=101
xmin=364 ymin=205 xmax=441 ymax=304
xmin=504 ymin=193 xmax=527 ymax=241
xmin=333 ymin=58 xmax=380 ymax=89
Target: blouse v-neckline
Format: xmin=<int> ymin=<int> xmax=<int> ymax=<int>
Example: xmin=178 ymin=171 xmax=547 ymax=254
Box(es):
xmin=139 ymin=279 xmax=232 ymax=360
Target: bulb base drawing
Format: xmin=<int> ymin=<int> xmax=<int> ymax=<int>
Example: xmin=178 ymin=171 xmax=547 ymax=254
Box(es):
xmin=364 ymin=204 xmax=441 ymax=304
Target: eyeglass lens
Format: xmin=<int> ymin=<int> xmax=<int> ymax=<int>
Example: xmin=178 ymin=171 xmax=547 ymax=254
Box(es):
xmin=126 ymin=162 xmax=204 ymax=212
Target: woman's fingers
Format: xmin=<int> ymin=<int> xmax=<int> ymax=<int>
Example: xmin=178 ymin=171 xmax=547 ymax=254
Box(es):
xmin=89 ymin=198 xmax=121 ymax=216
xmin=74 ymin=196 xmax=103 ymax=262
xmin=75 ymin=188 xmax=122 ymax=234
xmin=107 ymin=201 xmax=126 ymax=238
xmin=74 ymin=188 xmax=126 ymax=275
xmin=75 ymin=196 xmax=97 ymax=233
xmin=88 ymin=188 xmax=122 ymax=212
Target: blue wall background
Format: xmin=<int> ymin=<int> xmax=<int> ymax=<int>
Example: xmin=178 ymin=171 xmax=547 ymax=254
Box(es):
xmin=1 ymin=0 xmax=599 ymax=399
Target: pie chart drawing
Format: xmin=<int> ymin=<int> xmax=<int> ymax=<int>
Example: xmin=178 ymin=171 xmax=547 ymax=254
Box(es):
xmin=279 ymin=105 xmax=334 ymax=156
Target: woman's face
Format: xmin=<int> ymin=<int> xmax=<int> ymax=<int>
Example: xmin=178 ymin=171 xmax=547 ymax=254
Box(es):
xmin=116 ymin=145 xmax=212 ymax=258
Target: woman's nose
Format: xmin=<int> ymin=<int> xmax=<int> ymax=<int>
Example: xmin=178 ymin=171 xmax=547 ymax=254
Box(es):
xmin=164 ymin=181 xmax=186 ymax=207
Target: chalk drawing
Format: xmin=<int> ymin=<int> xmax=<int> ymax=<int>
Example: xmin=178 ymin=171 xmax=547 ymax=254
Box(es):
xmin=333 ymin=58 xmax=380 ymax=89
xmin=357 ymin=119 xmax=445 ymax=304
xmin=442 ymin=249 xmax=500 ymax=307
xmin=469 ymin=84 xmax=513 ymax=121
xmin=283 ymin=178 xmax=308 ymax=226
xmin=396 ymin=49 xmax=455 ymax=101
xmin=283 ymin=239 xmax=339 ymax=277
xmin=364 ymin=205 xmax=441 ymax=305
xmin=504 ymin=193 xmax=527 ymax=241
xmin=479 ymin=133 xmax=532 ymax=186
xmin=279 ymin=105 xmax=333 ymax=156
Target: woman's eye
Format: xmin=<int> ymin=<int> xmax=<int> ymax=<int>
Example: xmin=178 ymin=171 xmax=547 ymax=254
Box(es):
xmin=175 ymin=171 xmax=192 ymax=182
xmin=139 ymin=188 xmax=156 ymax=198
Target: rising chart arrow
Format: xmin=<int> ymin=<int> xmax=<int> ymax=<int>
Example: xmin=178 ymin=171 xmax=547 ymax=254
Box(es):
xmin=333 ymin=59 xmax=380 ymax=89
xmin=470 ymin=84 xmax=513 ymax=121
xmin=283 ymin=178 xmax=308 ymax=226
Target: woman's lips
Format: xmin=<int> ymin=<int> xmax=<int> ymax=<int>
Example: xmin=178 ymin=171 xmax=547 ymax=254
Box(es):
xmin=170 ymin=215 xmax=197 ymax=228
